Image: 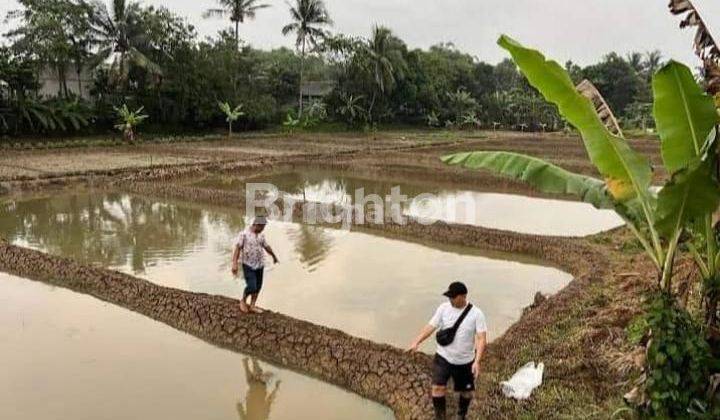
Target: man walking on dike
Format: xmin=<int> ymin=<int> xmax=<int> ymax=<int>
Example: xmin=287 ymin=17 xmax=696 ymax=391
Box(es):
xmin=408 ymin=281 xmax=487 ymax=420
xmin=231 ymin=216 xmax=279 ymax=314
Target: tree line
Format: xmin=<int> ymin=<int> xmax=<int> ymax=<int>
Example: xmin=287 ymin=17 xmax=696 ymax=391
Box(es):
xmin=0 ymin=0 xmax=663 ymax=137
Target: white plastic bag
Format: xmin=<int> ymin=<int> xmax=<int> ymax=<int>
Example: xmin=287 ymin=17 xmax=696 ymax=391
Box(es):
xmin=500 ymin=361 xmax=544 ymax=400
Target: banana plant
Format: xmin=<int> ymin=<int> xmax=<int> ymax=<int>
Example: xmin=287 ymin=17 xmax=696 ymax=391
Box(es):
xmin=443 ymin=35 xmax=720 ymax=296
xmin=218 ymin=101 xmax=244 ymax=138
xmin=114 ymin=105 xmax=148 ymax=142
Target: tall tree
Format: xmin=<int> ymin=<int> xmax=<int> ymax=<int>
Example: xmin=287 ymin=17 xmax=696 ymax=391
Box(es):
xmin=6 ymin=0 xmax=94 ymax=98
xmin=89 ymin=0 xmax=161 ymax=83
xmin=582 ymin=52 xmax=642 ymax=115
xmin=281 ymin=0 xmax=332 ymax=115
xmin=643 ymin=50 xmax=663 ymax=81
xmin=363 ymin=25 xmax=407 ymax=119
xmin=202 ymin=0 xmax=270 ymax=50
xmin=626 ymin=52 xmax=645 ymax=75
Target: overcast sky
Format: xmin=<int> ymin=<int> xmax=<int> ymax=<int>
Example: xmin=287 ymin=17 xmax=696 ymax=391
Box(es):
xmin=2 ymin=0 xmax=720 ymax=67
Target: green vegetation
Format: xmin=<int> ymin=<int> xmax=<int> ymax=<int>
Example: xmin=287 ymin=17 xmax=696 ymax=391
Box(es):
xmin=218 ymin=101 xmax=245 ymax=137
xmin=1 ymin=0 xmax=661 ymax=139
xmin=444 ymin=35 xmax=720 ymax=416
xmin=113 ymin=104 xmax=147 ymax=142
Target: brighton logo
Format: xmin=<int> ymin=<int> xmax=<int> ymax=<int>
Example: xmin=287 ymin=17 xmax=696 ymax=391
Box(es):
xmin=245 ymin=182 xmax=477 ymax=230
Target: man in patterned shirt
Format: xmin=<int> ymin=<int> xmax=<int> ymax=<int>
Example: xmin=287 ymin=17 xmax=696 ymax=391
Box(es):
xmin=231 ymin=216 xmax=279 ymax=313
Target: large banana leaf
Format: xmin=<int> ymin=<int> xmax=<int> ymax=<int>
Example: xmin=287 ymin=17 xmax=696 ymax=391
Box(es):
xmin=441 ymin=151 xmax=613 ymax=209
xmin=653 ymin=60 xmax=719 ymax=173
xmin=497 ymin=35 xmax=653 ymax=202
xmin=655 ymin=156 xmax=720 ymax=237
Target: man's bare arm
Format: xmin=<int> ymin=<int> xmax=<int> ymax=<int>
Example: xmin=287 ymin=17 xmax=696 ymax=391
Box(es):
xmin=472 ymin=331 xmax=487 ymax=377
xmin=264 ymin=244 xmax=279 ymax=263
xmin=231 ymin=245 xmax=240 ymax=275
xmin=407 ymin=324 xmax=437 ymax=352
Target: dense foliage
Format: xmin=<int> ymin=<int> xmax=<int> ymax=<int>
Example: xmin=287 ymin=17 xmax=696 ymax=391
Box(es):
xmin=0 ymin=0 xmax=663 ymax=137
xmin=444 ymin=36 xmax=720 ymax=416
xmin=642 ymin=294 xmax=715 ymax=418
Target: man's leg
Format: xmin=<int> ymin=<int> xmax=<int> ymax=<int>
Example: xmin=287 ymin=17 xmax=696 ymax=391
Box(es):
xmin=249 ymin=267 xmax=264 ymax=313
xmin=452 ymin=362 xmax=476 ymax=419
xmin=458 ymin=392 xmax=473 ymax=419
xmin=241 ymin=265 xmax=257 ymax=313
xmin=431 ymin=385 xmax=447 ymax=420
xmin=432 ymin=355 xmax=451 ymax=419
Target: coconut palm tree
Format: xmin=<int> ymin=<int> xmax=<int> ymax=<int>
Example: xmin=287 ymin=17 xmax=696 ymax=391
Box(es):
xmin=626 ymin=52 xmax=645 ymax=74
xmin=202 ymin=0 xmax=270 ymax=49
xmin=363 ymin=25 xmax=407 ymax=120
xmin=281 ymin=0 xmax=332 ymax=116
xmin=643 ymin=50 xmax=663 ymax=80
xmin=89 ymin=0 xmax=161 ymax=82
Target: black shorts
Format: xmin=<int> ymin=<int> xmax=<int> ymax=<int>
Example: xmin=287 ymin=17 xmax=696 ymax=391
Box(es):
xmin=432 ymin=354 xmax=475 ymax=392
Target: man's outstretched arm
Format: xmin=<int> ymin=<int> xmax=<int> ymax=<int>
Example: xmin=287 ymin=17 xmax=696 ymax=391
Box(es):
xmin=407 ymin=324 xmax=437 ymax=352
xmin=263 ymin=244 xmax=279 ymax=264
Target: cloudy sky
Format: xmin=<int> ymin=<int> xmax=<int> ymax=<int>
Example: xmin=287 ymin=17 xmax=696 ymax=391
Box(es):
xmin=2 ymin=0 xmax=720 ymax=67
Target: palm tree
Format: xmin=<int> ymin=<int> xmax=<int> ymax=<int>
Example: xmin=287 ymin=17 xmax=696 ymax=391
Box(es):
xmin=89 ymin=0 xmax=161 ymax=82
xmin=643 ymin=50 xmax=663 ymax=80
xmin=202 ymin=0 xmax=270 ymax=49
xmin=363 ymin=25 xmax=407 ymax=120
xmin=626 ymin=52 xmax=645 ymax=75
xmin=281 ymin=0 xmax=332 ymax=116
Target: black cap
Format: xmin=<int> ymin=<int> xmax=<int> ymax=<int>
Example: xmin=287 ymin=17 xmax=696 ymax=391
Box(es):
xmin=442 ymin=281 xmax=468 ymax=298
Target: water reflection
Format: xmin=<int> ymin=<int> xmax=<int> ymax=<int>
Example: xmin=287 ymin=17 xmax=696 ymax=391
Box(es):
xmin=0 ymin=194 xmax=212 ymax=273
xmin=285 ymin=224 xmax=333 ymax=272
xmin=1 ymin=194 xmax=334 ymax=274
xmin=195 ymin=169 xmax=624 ymax=236
xmin=0 ymin=195 xmax=253 ymax=273
xmin=237 ymin=358 xmax=281 ymax=420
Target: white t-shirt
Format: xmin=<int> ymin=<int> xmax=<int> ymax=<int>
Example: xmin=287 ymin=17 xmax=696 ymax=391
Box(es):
xmin=429 ymin=302 xmax=487 ymax=365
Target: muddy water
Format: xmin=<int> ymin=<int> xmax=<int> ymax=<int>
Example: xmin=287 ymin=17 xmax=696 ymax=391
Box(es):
xmin=194 ymin=169 xmax=623 ymax=236
xmin=0 ymin=193 xmax=571 ymax=349
xmin=0 ymin=273 xmax=392 ymax=420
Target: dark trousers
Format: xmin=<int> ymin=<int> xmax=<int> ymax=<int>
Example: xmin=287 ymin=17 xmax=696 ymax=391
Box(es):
xmin=242 ymin=264 xmax=264 ymax=298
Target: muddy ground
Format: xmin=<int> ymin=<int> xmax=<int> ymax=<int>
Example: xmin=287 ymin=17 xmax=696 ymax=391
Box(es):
xmin=0 ymin=130 xmax=660 ymax=419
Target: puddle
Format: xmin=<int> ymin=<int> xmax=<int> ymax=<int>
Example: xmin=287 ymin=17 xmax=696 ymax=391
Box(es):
xmin=194 ymin=169 xmax=623 ymax=236
xmin=0 ymin=193 xmax=573 ymax=349
xmin=0 ymin=273 xmax=392 ymax=420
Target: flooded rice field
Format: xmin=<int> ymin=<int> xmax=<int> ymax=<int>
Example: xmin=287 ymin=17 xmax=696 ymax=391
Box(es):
xmin=192 ymin=169 xmax=623 ymax=236
xmin=0 ymin=273 xmax=392 ymax=420
xmin=0 ymin=192 xmax=572 ymax=348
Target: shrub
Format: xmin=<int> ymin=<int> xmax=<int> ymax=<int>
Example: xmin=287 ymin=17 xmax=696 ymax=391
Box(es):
xmin=641 ymin=294 xmax=715 ymax=418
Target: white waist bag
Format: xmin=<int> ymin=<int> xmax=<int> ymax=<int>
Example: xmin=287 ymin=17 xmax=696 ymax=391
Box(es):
xmin=500 ymin=362 xmax=544 ymax=400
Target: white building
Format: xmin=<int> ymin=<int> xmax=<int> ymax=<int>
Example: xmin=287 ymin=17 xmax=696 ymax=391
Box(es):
xmin=37 ymin=66 xmax=93 ymax=99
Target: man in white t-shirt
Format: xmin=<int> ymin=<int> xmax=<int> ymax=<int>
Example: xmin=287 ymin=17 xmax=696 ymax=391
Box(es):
xmin=408 ymin=281 xmax=487 ymax=419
